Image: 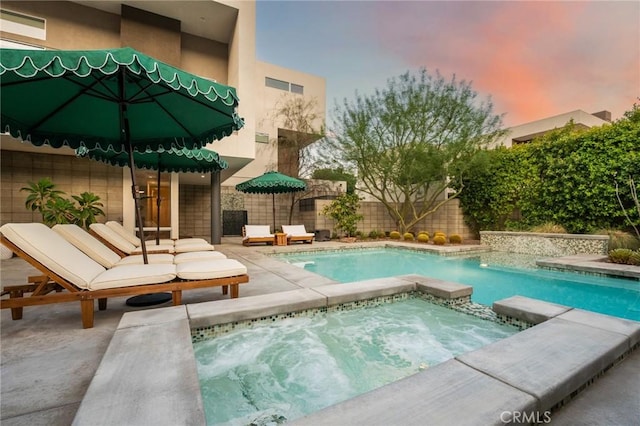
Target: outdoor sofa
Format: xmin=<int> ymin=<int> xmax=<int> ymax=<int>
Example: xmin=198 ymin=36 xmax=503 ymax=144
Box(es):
xmin=0 ymin=223 xmax=249 ymax=328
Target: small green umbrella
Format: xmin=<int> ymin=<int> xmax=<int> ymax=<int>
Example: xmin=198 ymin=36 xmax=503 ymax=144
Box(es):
xmin=77 ymin=146 xmax=228 ymax=244
xmin=1 ymin=47 xmax=243 ymax=262
xmin=235 ymin=171 xmax=307 ymax=232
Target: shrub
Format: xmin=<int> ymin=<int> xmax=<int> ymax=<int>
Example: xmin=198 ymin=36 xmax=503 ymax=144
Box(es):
xmin=595 ymin=229 xmax=640 ymax=251
xmin=529 ymin=222 xmax=567 ymax=233
xmin=20 ymin=178 xmax=104 ymax=229
xmin=368 ymin=230 xmax=378 ymax=239
xmin=379 ymin=230 xmax=388 ymax=239
xmin=355 ymin=231 xmax=363 ymax=239
xmin=417 ymin=233 xmax=429 ymax=243
xmin=629 ymin=251 xmax=640 ymax=266
xmin=449 ymin=234 xmax=462 ymax=244
xmin=321 ymin=193 xmax=363 ymax=237
xmin=433 ymin=235 xmax=446 ymax=245
xmin=608 ymin=248 xmax=634 ymax=264
xmin=403 ymin=232 xmax=414 ymax=241
xmin=389 ymin=231 xmax=401 ymax=239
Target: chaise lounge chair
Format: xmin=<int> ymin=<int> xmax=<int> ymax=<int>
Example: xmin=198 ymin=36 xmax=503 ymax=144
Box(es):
xmin=242 ymin=225 xmax=275 ymax=246
xmin=281 ymin=225 xmax=315 ymax=244
xmin=53 ymin=224 xmax=227 ymax=268
xmin=104 ymin=221 xmax=215 ymax=253
xmin=0 ymin=223 xmax=249 ymax=328
xmin=90 ymin=223 xmax=176 ymax=255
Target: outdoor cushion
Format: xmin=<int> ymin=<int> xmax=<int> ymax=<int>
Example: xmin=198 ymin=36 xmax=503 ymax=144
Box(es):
xmin=2 ymin=223 xmax=105 ymax=290
xmin=174 ymin=242 xmax=216 ymax=253
xmin=53 ymin=224 xmax=123 ymax=268
xmin=176 ymin=259 xmax=247 ymax=280
xmin=105 ymin=221 xmax=141 ymax=245
xmin=54 ymin=224 xmax=221 ymax=267
xmin=106 ymin=221 xmax=208 ymax=247
xmin=173 ymin=251 xmax=226 ymax=264
xmin=243 ymin=225 xmax=273 ymax=238
xmin=90 ymin=223 xmax=175 ymax=254
xmin=174 ymin=238 xmax=209 ymax=247
xmin=87 ymin=264 xmax=176 ymax=291
xmin=131 ymin=243 xmax=175 ymax=254
xmin=114 ymin=254 xmax=175 ymax=265
xmin=282 ymin=225 xmax=314 ymax=237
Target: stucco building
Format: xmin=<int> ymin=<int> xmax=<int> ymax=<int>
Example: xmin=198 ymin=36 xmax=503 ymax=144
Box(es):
xmin=0 ymin=0 xmax=327 ymax=241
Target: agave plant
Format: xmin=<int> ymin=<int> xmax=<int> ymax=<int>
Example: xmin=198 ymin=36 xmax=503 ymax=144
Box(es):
xmin=20 ymin=177 xmax=65 ymax=221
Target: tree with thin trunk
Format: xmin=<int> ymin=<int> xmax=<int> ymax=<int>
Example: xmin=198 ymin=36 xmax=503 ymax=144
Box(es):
xmin=328 ymin=68 xmax=505 ymax=233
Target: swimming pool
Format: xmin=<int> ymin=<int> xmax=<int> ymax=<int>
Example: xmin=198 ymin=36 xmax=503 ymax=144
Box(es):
xmin=193 ymin=296 xmax=517 ymax=425
xmin=276 ymin=248 xmax=640 ymax=321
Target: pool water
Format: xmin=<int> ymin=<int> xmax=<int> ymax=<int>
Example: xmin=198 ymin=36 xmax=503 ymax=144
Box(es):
xmin=277 ymin=248 xmax=640 ymax=321
xmin=193 ymin=297 xmax=517 ymax=425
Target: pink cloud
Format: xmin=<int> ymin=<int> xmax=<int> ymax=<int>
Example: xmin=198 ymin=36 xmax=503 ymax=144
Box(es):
xmin=367 ymin=1 xmax=639 ymax=126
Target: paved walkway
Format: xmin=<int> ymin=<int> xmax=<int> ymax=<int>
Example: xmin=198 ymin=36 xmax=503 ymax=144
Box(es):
xmin=1 ymin=238 xmax=638 ymax=425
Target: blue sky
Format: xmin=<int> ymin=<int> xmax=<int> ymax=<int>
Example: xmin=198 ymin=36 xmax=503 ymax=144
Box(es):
xmin=256 ymin=0 xmax=639 ymax=127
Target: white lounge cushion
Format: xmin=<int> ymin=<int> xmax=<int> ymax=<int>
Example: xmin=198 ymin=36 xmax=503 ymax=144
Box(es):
xmin=90 ymin=223 xmax=139 ymax=253
xmin=243 ymin=225 xmax=273 ymax=239
xmin=53 ymin=224 xmax=123 ymax=268
xmin=1 ymin=223 xmax=106 ymax=290
xmin=173 ymin=251 xmax=227 ymax=264
xmin=88 ymin=264 xmax=176 ymax=290
xmin=174 ymin=242 xmax=216 ymax=253
xmin=174 ymin=238 xmax=209 ymax=246
xmin=1 ymin=242 xmax=13 ymax=259
xmin=105 ymin=221 xmax=142 ymax=245
xmin=106 ymin=220 xmax=208 ymax=247
xmin=176 ymin=259 xmax=247 ymax=280
xmin=282 ymin=225 xmax=314 ymax=237
xmin=115 ymin=254 xmax=176 ymax=265
xmin=131 ymin=244 xmax=175 ymax=254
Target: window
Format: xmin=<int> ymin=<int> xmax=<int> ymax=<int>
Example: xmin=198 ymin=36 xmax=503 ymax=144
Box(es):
xmin=0 ymin=9 xmax=46 ymax=40
xmin=265 ymin=77 xmax=289 ymax=91
xmin=265 ymin=77 xmax=304 ymax=95
xmin=255 ymin=132 xmax=269 ymax=144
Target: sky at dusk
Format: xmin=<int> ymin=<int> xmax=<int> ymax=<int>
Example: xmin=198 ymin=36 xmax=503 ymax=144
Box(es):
xmin=256 ymin=0 xmax=639 ymax=127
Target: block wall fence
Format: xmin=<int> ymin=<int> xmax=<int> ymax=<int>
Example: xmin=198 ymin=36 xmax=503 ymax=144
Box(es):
xmin=1 ymin=151 xmax=473 ymax=241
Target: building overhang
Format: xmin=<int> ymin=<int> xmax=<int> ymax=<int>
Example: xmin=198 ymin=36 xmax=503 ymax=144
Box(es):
xmin=71 ymin=1 xmax=238 ymax=43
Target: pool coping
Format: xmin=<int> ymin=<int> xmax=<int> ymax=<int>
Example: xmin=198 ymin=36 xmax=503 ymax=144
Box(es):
xmin=536 ymin=254 xmax=640 ymax=280
xmin=73 ymin=274 xmax=640 ymax=425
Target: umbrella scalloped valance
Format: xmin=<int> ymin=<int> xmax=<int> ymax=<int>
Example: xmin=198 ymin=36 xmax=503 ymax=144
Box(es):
xmin=0 ymin=47 xmax=244 ymax=152
xmin=76 ymin=146 xmax=228 ymax=173
xmin=235 ymin=171 xmax=307 ymax=194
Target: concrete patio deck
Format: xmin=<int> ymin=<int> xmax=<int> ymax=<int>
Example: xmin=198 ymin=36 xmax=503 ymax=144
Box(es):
xmin=1 ymin=238 xmax=639 ymax=425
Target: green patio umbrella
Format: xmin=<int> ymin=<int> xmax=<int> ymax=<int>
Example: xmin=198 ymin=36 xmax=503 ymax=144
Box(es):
xmin=77 ymin=146 xmax=228 ymax=244
xmin=235 ymin=171 xmax=307 ymax=232
xmin=0 ymin=47 xmax=243 ymax=263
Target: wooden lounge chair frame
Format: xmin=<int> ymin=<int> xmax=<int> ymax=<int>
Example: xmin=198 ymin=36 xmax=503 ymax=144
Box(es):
xmin=287 ymin=234 xmax=314 ymax=244
xmin=0 ymin=235 xmax=249 ymax=329
xmin=242 ymin=226 xmax=275 ymax=247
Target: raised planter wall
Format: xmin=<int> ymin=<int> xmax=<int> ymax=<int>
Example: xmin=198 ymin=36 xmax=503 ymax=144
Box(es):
xmin=480 ymin=231 xmax=609 ymax=256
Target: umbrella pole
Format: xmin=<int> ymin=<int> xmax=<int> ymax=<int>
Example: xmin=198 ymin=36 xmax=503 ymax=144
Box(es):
xmin=272 ymin=193 xmax=276 ymax=233
xmin=156 ymin=163 xmax=161 ymax=245
xmin=119 ymin=69 xmax=148 ymax=264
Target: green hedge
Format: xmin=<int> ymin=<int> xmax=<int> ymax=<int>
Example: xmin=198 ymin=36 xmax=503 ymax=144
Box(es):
xmin=454 ymin=105 xmax=640 ymax=235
